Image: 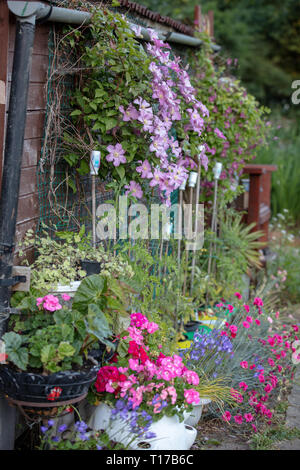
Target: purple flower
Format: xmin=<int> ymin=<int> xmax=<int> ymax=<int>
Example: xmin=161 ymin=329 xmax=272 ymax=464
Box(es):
xmin=214 ymin=128 xmax=227 ymax=140
xmin=124 ymin=181 xmax=143 ymax=199
xmin=136 ymin=160 xmax=153 ymax=179
xmin=106 ymin=143 xmax=126 ymax=167
xmin=58 ymin=424 xmax=68 ymax=433
xmin=119 ymin=104 xmax=139 ymax=121
xmin=41 ymin=426 xmax=48 ymax=434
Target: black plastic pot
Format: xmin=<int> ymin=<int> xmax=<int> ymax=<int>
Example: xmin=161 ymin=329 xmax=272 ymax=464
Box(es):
xmin=89 ymin=341 xmax=117 ymax=364
xmin=184 ymin=321 xmax=202 ymax=333
xmin=80 ymin=260 xmax=102 ymax=276
xmin=0 ymin=363 xmax=99 ymax=403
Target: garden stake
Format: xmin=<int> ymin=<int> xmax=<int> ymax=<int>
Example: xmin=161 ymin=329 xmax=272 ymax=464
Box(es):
xmin=190 ymin=147 xmax=204 ymax=297
xmin=183 ymin=171 xmax=198 ymax=295
xmin=206 ymin=162 xmax=222 ymax=304
xmin=89 ymin=150 xmax=101 ymax=249
xmin=177 ymin=178 xmax=187 ymax=268
xmin=163 ymin=222 xmax=173 ymax=277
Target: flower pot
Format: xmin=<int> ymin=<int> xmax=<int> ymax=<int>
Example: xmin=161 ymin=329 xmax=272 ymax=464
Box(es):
xmin=184 ymin=398 xmax=211 ymax=427
xmin=50 ymin=281 xmax=81 ymax=297
xmin=0 ymin=363 xmax=99 ymax=404
xmin=88 ymin=403 xmax=197 ymax=450
xmin=80 ymin=260 xmax=102 ymax=276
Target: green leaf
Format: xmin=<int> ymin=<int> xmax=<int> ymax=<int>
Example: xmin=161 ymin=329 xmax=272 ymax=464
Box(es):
xmin=115 ymin=166 xmax=125 ymax=180
xmin=70 ymin=109 xmax=82 ymax=117
xmin=57 ymin=341 xmax=75 ymax=358
xmin=105 ymin=118 xmax=118 ymax=131
xmin=41 ymin=344 xmax=55 ymax=365
xmin=77 ymin=160 xmax=89 ymax=176
xmin=3 ymin=332 xmax=29 ymax=370
xmin=73 ymin=274 xmax=106 ymax=313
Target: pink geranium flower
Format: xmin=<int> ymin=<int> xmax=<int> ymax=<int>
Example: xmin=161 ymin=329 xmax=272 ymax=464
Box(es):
xmin=234 ymin=292 xmax=242 ymax=299
xmin=234 ymin=415 xmax=243 ymax=424
xmin=222 ymin=411 xmax=231 ymax=422
xmin=240 ymin=361 xmax=248 ymax=369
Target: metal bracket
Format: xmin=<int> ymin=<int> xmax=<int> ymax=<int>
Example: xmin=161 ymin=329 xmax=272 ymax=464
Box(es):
xmin=0 ymin=243 xmax=15 ymax=255
xmin=0 ymin=276 xmax=26 ymax=287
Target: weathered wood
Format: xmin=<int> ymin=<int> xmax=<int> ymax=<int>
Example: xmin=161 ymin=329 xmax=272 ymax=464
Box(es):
xmin=8 ymin=52 xmax=48 ymax=83
xmin=19 ymin=167 xmax=37 ymax=197
xmin=22 ymin=138 xmax=42 ymax=168
xmin=7 ymin=82 xmax=46 ymax=111
xmin=242 ymin=164 xmax=277 ymax=243
xmin=17 ymin=194 xmax=39 ymax=225
xmin=11 ymin=266 xmax=31 ymax=292
xmin=24 ymin=112 xmax=46 ymax=139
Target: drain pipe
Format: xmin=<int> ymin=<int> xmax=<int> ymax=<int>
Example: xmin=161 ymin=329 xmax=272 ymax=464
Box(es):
xmin=0 ymin=3 xmax=44 ymax=315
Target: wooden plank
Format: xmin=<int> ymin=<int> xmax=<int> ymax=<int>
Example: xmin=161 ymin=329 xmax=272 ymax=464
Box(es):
xmin=17 ymin=193 xmax=39 ymax=225
xmin=7 ymin=82 xmax=46 ymax=111
xmin=24 ymin=112 xmax=46 ymax=139
xmin=22 ymin=138 xmax=42 ymax=168
xmin=242 ymin=164 xmax=277 ymax=175
xmin=0 ymin=1 xmax=9 ymax=194
xmin=8 ymin=52 xmax=48 ymax=83
xmin=19 ymin=167 xmax=37 ymax=197
xmin=247 ymin=174 xmax=261 ymax=230
xmin=9 ymin=22 xmax=50 ymax=55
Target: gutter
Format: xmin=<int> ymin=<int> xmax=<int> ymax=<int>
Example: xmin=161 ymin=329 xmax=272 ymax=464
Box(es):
xmin=8 ymin=1 xmax=221 ymax=49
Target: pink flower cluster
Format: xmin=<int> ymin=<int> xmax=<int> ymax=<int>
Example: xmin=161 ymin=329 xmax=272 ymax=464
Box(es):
xmin=36 ymin=294 xmax=64 ymax=312
xmin=95 ymin=313 xmax=201 ymax=414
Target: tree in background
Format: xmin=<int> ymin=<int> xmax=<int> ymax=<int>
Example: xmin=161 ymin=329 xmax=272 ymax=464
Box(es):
xmin=134 ymin=0 xmax=300 ymax=108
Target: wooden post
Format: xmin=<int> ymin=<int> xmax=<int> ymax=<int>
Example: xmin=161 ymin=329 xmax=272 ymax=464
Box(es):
xmin=242 ymin=164 xmax=277 ymax=243
xmin=194 ymin=5 xmax=202 ymax=31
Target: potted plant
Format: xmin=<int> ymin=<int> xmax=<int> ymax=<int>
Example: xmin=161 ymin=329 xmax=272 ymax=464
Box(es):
xmin=0 ymin=274 xmax=134 ymax=409
xmin=16 ymin=227 xmax=134 ymax=295
xmin=87 ymin=312 xmax=202 ymax=450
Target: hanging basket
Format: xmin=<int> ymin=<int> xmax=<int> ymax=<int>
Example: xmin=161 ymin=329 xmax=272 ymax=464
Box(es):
xmin=0 ymin=363 xmax=99 ymax=404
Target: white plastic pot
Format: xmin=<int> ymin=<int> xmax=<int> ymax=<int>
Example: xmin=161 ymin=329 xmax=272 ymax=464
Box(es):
xmin=50 ymin=281 xmax=81 ymax=297
xmin=88 ymin=403 xmax=197 ymax=450
xmin=184 ymin=398 xmax=211 ymax=427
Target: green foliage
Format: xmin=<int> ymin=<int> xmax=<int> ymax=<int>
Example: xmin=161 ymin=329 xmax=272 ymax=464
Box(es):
xmin=135 ymin=0 xmax=300 ymax=106
xmin=256 ymin=120 xmax=300 ymax=223
xmin=192 ymin=208 xmax=265 ymax=304
xmin=188 ymin=37 xmax=269 ymax=202
xmin=266 ymin=211 xmax=300 ymax=303
xmin=250 ymin=424 xmax=300 ymax=450
xmin=61 ymin=6 xmax=206 ymax=197
xmin=4 ymin=273 xmax=134 ymax=373
xmin=1 ymin=332 xmax=28 ymax=371
xmin=17 ymin=226 xmax=134 ymax=291
xmin=73 ymin=274 xmax=135 ymax=335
